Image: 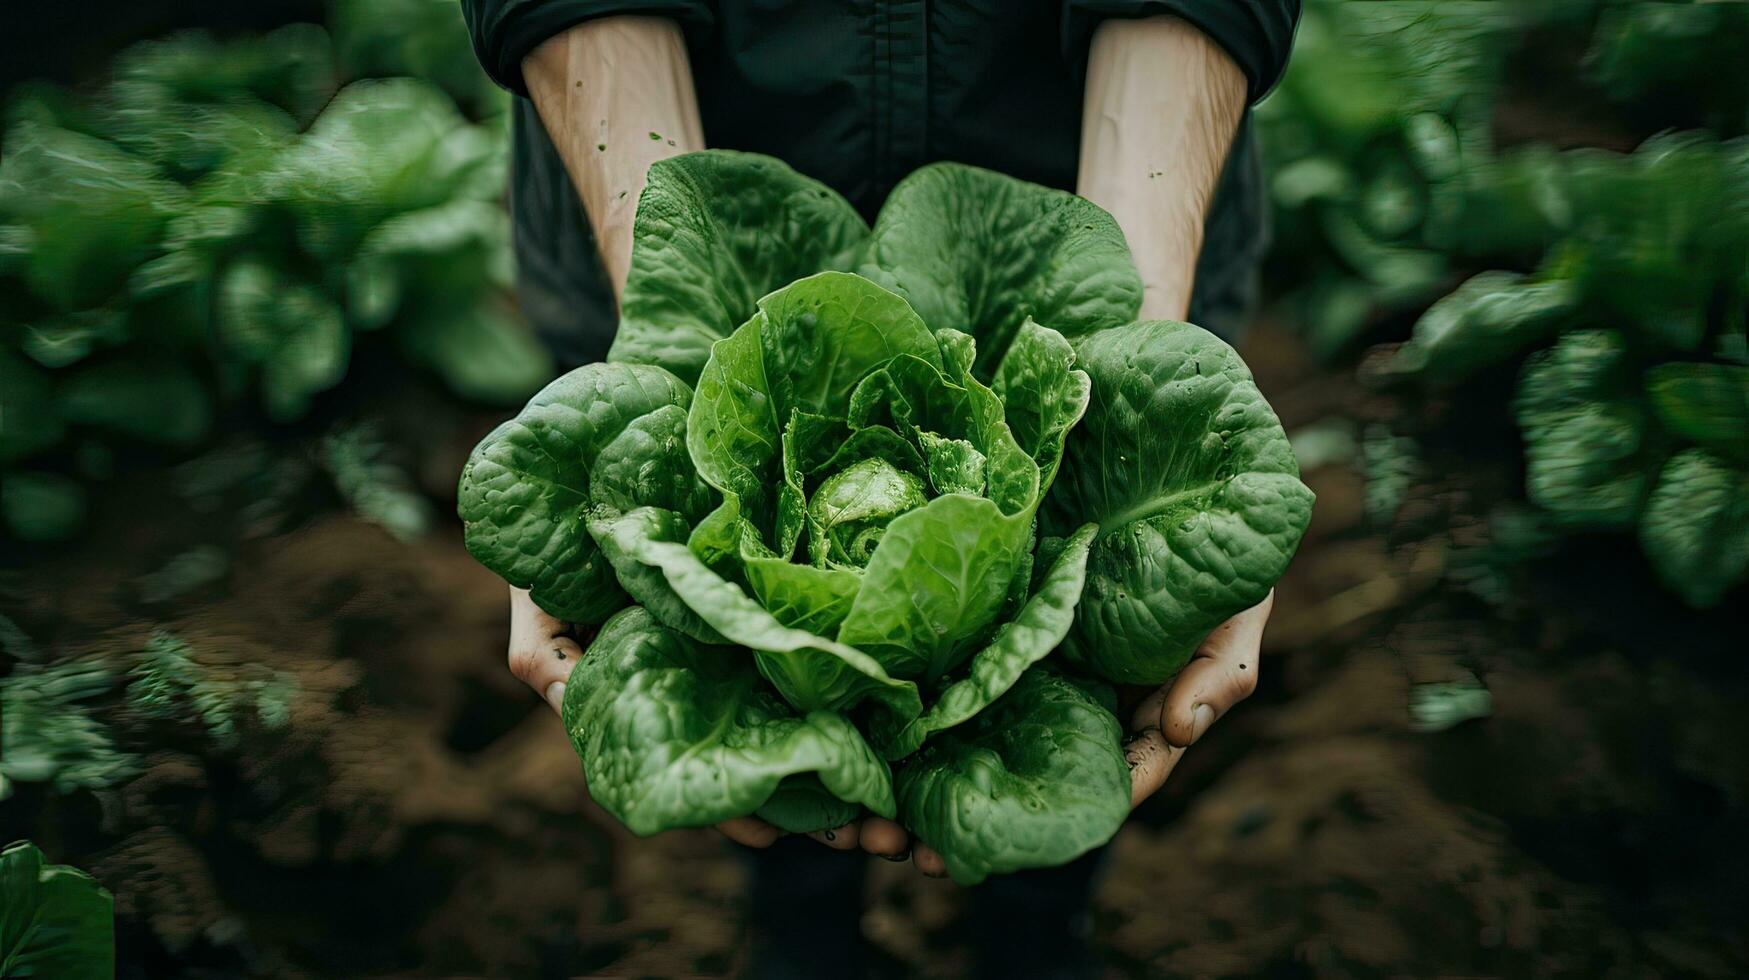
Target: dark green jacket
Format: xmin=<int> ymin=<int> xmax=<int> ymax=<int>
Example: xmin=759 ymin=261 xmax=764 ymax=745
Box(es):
xmin=462 ymin=0 xmax=1299 ymax=363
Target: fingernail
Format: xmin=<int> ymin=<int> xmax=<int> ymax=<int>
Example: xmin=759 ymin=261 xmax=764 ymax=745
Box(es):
xmin=545 ymin=681 xmax=566 ymax=712
xmin=1191 ymin=703 xmax=1216 ymax=743
xmin=881 ymin=850 xmax=912 ymax=863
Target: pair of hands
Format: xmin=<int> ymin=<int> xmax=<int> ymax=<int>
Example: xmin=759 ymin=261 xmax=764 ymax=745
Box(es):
xmin=508 ymin=586 xmax=1270 ymax=878
xmin=516 ymin=2 xmax=1263 ymax=880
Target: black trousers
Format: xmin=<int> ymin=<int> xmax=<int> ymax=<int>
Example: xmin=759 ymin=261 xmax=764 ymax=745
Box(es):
xmin=742 ymin=836 xmax=1108 ymax=980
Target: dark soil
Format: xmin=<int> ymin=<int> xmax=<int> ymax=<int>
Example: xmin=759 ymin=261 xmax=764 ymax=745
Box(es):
xmin=3 ymin=331 xmax=1746 ymax=979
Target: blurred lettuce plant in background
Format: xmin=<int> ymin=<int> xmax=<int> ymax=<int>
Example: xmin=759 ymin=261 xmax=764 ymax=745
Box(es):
xmin=0 ymin=0 xmax=549 ymax=542
xmin=1263 ymin=0 xmax=1749 ymax=610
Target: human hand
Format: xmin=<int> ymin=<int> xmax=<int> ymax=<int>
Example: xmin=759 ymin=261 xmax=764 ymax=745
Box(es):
xmin=1120 ymin=589 xmax=1271 ymax=807
xmin=899 ymin=591 xmax=1274 ymax=878
xmin=504 ymin=585 xmax=889 ymax=853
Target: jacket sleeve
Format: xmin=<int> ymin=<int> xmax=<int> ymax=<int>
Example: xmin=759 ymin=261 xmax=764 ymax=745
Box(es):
xmin=1061 ymin=0 xmax=1300 ymax=103
xmin=461 ymin=0 xmax=715 ymax=96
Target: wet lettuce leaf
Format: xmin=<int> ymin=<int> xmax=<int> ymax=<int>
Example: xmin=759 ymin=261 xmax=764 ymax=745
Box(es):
xmin=457 ymin=362 xmax=697 ymax=624
xmin=1044 ymin=321 xmax=1314 ymax=684
xmin=894 ymin=669 xmax=1130 ymax=885
xmin=860 ymin=161 xmax=1143 ymax=374
xmin=611 ymin=152 xmax=871 ymax=384
xmin=561 ymin=609 xmax=894 ymax=835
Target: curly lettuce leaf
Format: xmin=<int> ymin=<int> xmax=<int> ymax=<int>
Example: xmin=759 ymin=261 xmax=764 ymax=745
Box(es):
xmin=587 ymin=506 xmax=727 ymax=644
xmin=687 ymin=272 xmax=940 ymax=546
xmin=742 ymin=558 xmax=862 ymax=636
xmin=991 ymin=319 xmax=1092 ymax=493
xmin=611 ymin=152 xmax=871 ymax=383
xmin=1044 ymin=320 xmax=1314 ymax=684
xmin=837 ymin=494 xmax=1033 ymax=684
xmin=756 ymin=271 xmax=942 ymax=420
xmin=894 ymin=669 xmax=1130 ymax=885
xmin=457 ymin=362 xmax=696 ymax=624
xmin=860 ymin=162 xmax=1143 ymax=374
xmin=585 ymin=505 xmax=920 ymax=717
xmin=806 ymin=458 xmax=930 ymax=567
xmin=846 ymin=341 xmax=1037 ymax=516
xmin=562 ymin=609 xmax=894 ymax=836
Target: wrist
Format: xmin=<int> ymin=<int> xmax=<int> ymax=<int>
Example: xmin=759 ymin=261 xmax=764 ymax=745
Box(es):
xmin=1077 ymin=15 xmax=1243 ymax=326
xmin=522 ymin=17 xmax=705 ymax=302
xmin=1136 ymin=270 xmax=1196 ymax=322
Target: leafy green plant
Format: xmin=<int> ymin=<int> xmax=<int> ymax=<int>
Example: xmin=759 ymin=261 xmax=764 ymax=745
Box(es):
xmin=1256 ymin=0 xmax=1553 ymax=357
xmin=0 ymin=660 xmax=138 ymax=797
xmin=1257 ymin=0 xmax=1749 ymax=360
xmin=320 ymin=421 xmax=435 ymax=542
xmin=0 ymin=628 xmax=296 ymax=798
xmin=0 ymin=0 xmax=545 ymax=542
xmin=0 ymin=841 xmax=114 ymax=980
xmin=128 ymin=629 xmax=298 ymax=747
xmin=1381 ymin=135 xmax=1749 ymax=609
xmin=458 ymin=152 xmax=1313 ymax=882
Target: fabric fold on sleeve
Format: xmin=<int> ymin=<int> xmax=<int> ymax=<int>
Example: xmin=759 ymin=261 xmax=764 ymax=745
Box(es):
xmin=462 ymin=0 xmax=716 ymax=97
xmin=1061 ymin=0 xmax=1300 ymax=103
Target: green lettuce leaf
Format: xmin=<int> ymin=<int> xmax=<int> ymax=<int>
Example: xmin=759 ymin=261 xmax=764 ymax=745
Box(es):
xmin=0 ymin=121 xmax=189 ymax=310
xmin=846 ymin=339 xmax=1038 ymax=516
xmin=686 ymin=271 xmax=941 ymax=544
xmin=837 ymin=494 xmax=1033 ymax=683
xmin=991 ymin=318 xmax=1092 ymax=493
xmin=585 ymin=505 xmax=920 ymax=717
xmin=217 ymin=260 xmax=350 ymax=422
xmin=872 ymin=524 xmax=1097 ymax=759
xmin=754 ymin=774 xmax=862 ymax=835
xmin=457 ymin=362 xmax=695 ymax=624
xmin=1514 ymin=330 xmax=1658 ymax=528
xmin=1389 ymin=271 xmax=1575 ymax=384
xmin=894 ymin=669 xmax=1130 ymax=885
xmin=0 ymin=841 xmax=114 ymax=980
xmin=611 ymin=152 xmax=870 ymax=383
xmin=860 ymin=162 xmax=1142 ymax=373
xmin=587 ymin=506 xmax=728 ymax=644
xmin=1638 ymin=449 xmax=1749 ymax=609
xmin=742 ymin=558 xmax=862 ymax=636
xmin=562 ymin=609 xmax=894 ymax=836
xmin=1646 ymin=362 xmax=1749 ymax=463
xmin=256 ymin=78 xmax=503 ymax=259
xmin=1045 ymin=320 xmax=1314 ymax=684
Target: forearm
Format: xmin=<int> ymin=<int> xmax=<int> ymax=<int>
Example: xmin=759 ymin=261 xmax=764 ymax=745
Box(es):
xmin=523 ymin=16 xmax=705 ymax=300
xmin=1076 ymin=16 xmax=1246 ymax=321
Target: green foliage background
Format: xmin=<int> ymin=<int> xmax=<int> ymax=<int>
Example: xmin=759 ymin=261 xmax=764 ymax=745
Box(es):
xmin=0 ymin=0 xmax=551 ymax=543
xmin=1260 ymin=0 xmax=1749 ymax=609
